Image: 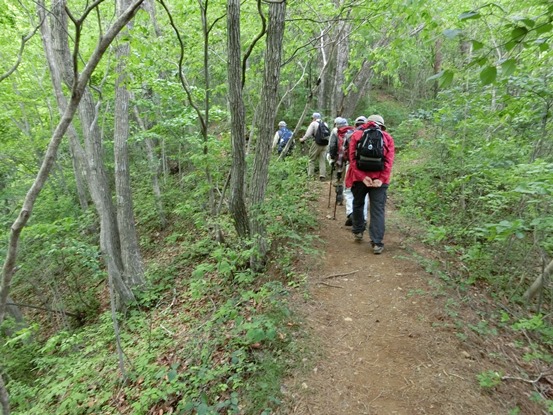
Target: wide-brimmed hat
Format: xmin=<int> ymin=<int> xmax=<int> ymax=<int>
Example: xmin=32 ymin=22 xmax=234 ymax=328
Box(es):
xmin=367 ymin=114 xmax=386 ymax=129
xmin=278 ymin=121 xmax=287 ymax=127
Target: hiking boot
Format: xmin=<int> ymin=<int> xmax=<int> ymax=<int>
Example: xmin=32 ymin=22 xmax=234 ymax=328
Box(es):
xmin=353 ymin=233 xmax=363 ymax=242
xmin=344 ymin=215 xmax=352 ymax=226
xmin=373 ymin=244 xmax=384 ymax=255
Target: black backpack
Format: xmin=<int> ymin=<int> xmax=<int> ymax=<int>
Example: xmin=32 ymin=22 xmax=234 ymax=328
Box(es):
xmin=355 ymin=126 xmax=385 ymax=171
xmin=314 ymin=121 xmax=330 ymax=146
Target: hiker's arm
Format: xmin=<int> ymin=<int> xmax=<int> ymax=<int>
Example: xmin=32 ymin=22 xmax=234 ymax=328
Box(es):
xmin=300 ymin=122 xmax=315 ymax=142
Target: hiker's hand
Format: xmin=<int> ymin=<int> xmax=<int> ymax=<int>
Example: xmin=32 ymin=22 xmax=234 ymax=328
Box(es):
xmin=372 ymin=179 xmax=383 ymax=187
xmin=363 ymin=177 xmax=373 ymax=187
xmin=299 ymin=137 xmax=306 ymax=143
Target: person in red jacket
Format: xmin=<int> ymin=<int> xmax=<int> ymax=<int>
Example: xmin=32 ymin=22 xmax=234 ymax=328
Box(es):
xmin=345 ymin=114 xmax=395 ymax=254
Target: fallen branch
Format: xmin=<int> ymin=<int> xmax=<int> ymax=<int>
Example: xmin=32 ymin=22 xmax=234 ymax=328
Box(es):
xmin=322 ymin=269 xmax=359 ymax=280
xmin=317 ymin=282 xmax=343 ymax=288
xmin=502 ymin=372 xmax=552 ymax=384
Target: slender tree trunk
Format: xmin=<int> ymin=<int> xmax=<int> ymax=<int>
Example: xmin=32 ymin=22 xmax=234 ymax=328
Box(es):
xmin=49 ymin=0 xmax=135 ymax=304
xmin=249 ymin=0 xmax=286 ymax=267
xmin=0 ymin=6 xmax=146 ymax=413
xmin=227 ymin=0 xmax=249 ymax=238
xmin=0 ymin=374 xmax=9 ymax=415
xmin=331 ymin=18 xmax=350 ymax=116
xmin=114 ymin=0 xmax=145 ymax=287
xmin=433 ymin=38 xmax=442 ymax=99
xmin=39 ymin=3 xmax=90 ymax=211
xmin=133 ymin=106 xmax=167 ymax=228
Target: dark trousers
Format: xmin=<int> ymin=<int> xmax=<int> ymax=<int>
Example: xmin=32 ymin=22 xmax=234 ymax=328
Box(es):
xmin=351 ymin=181 xmax=388 ymax=246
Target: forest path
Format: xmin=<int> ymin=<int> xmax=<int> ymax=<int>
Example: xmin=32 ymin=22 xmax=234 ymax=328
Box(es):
xmin=280 ymin=180 xmax=501 ymax=415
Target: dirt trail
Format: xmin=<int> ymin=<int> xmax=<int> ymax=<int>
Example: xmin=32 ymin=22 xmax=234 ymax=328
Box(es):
xmin=281 ymin=181 xmax=503 ymax=415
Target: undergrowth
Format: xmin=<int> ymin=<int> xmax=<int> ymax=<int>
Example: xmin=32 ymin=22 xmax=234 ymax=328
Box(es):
xmin=394 ymin=103 xmax=553 ymax=413
xmin=1 ymin=155 xmax=319 ymax=414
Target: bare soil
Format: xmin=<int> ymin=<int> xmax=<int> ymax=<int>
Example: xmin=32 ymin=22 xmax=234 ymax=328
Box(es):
xmin=279 ymin=180 xmax=545 ymax=415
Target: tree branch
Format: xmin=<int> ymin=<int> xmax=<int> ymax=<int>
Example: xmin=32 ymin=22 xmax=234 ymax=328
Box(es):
xmin=0 ymin=20 xmax=43 ymax=83
xmin=242 ymin=0 xmax=267 ymax=88
xmin=157 ymin=0 xmax=206 ymax=134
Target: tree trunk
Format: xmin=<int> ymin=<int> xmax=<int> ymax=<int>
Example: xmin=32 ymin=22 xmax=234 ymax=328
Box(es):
xmin=39 ymin=3 xmax=90 ymax=211
xmin=227 ymin=0 xmax=250 ymax=238
xmin=331 ymin=18 xmax=350 ymax=116
xmin=133 ymin=105 xmax=167 ymax=229
xmin=249 ymin=0 xmax=286 ymax=268
xmin=49 ymin=0 xmax=136 ymax=305
xmin=523 ymin=258 xmax=553 ymax=303
xmin=0 ymin=373 xmax=9 ymax=415
xmin=433 ymin=38 xmax=442 ymax=99
xmin=114 ymin=0 xmax=145 ymax=288
xmin=0 ymin=4 xmax=146 ymax=413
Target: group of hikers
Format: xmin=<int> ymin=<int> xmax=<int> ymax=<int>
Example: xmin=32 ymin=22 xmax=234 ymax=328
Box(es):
xmin=272 ymin=112 xmax=395 ymax=255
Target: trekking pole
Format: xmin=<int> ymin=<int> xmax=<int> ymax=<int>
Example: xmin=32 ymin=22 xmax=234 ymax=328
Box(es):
xmin=327 ymin=163 xmax=334 ymax=208
xmin=333 ymin=183 xmax=343 ymax=220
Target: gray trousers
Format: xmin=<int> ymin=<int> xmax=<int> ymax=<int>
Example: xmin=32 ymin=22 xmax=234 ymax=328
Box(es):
xmin=351 ymin=181 xmax=388 ymax=246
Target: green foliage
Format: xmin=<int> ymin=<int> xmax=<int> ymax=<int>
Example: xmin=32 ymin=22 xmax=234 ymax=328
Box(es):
xmin=477 ymin=370 xmax=503 ymax=388
xmin=4 ymin=137 xmax=318 ymax=414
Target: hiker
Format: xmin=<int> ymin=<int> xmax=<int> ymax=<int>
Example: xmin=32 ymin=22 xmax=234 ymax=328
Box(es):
xmin=343 ymin=116 xmax=369 ymax=226
xmin=327 ymin=117 xmax=351 ymax=176
xmin=346 ymin=114 xmax=395 ymax=254
xmin=299 ymin=112 xmax=330 ymax=181
xmin=272 ymin=120 xmax=294 ymax=157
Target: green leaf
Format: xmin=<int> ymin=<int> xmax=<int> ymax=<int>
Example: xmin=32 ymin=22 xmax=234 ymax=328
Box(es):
xmin=426 ymin=70 xmax=454 ymax=88
xmin=459 ymin=11 xmax=480 ymax=21
xmin=472 ymin=40 xmax=484 ymax=51
xmin=167 ymin=369 xmax=178 ymax=382
xmin=501 ymin=59 xmax=516 ymax=77
xmin=514 ymin=17 xmax=535 ymax=28
xmin=443 ymin=29 xmax=463 ymax=39
xmin=480 ymin=66 xmax=497 ymax=85
xmin=536 ymin=23 xmax=553 ymax=35
xmin=505 ymin=40 xmax=517 ymax=51
xmin=427 ymin=70 xmax=444 ymax=81
xmin=439 ymin=70 xmax=454 ymax=88
xmin=511 ymin=26 xmax=528 ymax=41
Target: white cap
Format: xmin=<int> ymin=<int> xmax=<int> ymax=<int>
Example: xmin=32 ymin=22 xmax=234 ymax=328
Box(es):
xmin=334 ymin=117 xmax=347 ymax=127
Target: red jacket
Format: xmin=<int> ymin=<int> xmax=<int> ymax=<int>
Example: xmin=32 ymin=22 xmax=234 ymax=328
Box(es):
xmin=345 ymin=121 xmax=395 ymax=188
